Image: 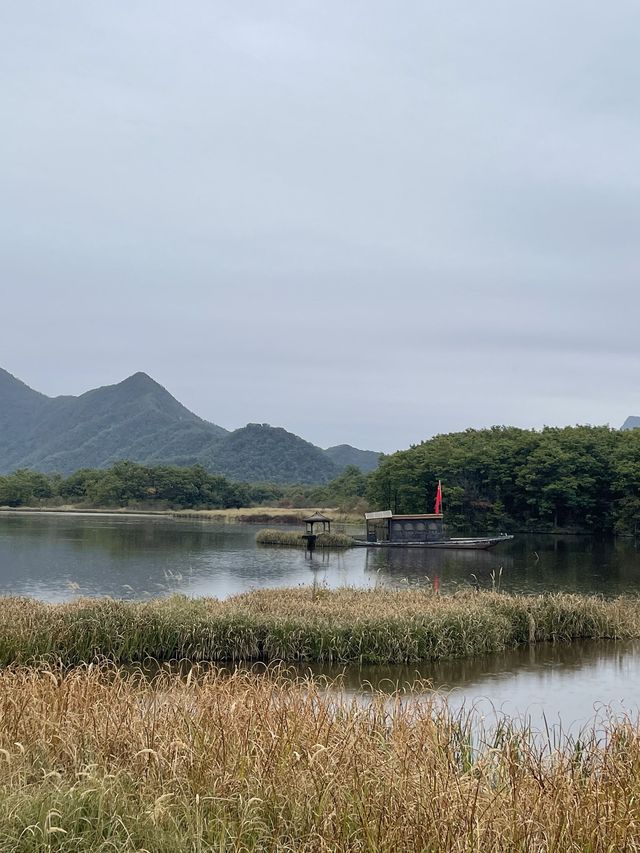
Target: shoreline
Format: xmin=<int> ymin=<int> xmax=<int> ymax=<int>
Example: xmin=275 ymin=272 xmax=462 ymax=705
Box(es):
xmin=0 ymin=505 xmax=363 ymax=524
xmin=0 ymin=506 xmax=167 ymax=518
xmin=0 ymin=506 xmax=613 ymax=535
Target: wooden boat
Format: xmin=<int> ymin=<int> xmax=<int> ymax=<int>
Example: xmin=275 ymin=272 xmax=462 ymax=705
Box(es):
xmin=362 ymin=508 xmax=513 ymax=550
xmin=354 ymin=535 xmax=513 ymax=550
xmin=437 ymin=535 xmax=514 ymax=550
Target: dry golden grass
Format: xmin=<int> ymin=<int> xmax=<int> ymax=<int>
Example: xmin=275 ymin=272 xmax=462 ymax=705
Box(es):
xmin=0 ymin=663 xmax=639 ymax=851
xmin=173 ymin=507 xmax=360 ymax=524
xmin=0 ymin=506 xmax=362 ymax=524
xmin=0 ymin=589 xmax=638 ymax=666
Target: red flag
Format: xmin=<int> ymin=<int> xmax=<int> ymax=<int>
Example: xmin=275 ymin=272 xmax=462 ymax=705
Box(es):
xmin=434 ymin=480 xmax=442 ymax=514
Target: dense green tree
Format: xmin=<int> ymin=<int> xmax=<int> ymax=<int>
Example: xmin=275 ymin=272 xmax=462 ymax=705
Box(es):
xmin=0 ymin=469 xmax=55 ymax=506
xmin=611 ymin=429 xmax=640 ymax=534
xmin=368 ymin=425 xmax=636 ymax=534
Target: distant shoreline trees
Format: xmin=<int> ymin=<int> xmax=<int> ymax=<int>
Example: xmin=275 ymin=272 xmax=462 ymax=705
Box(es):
xmin=366 ymin=425 xmax=640 ymax=535
xmin=1 ymin=425 xmax=640 ymax=534
xmin=0 ymin=461 xmax=367 ymax=513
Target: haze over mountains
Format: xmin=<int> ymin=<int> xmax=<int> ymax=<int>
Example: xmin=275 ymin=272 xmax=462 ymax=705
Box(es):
xmin=0 ymin=368 xmax=380 ymax=483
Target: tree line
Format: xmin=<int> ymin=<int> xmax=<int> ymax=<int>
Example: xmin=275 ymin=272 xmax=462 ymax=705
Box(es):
xmin=0 ymin=461 xmax=368 ymax=512
xmin=366 ymin=425 xmax=640 ymax=534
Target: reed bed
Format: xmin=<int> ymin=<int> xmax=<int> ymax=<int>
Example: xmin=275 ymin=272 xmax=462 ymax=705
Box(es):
xmin=256 ymin=529 xmax=355 ymax=548
xmin=0 ymin=663 xmax=638 ymax=851
xmin=0 ymin=589 xmax=638 ymax=667
xmin=174 ymin=507 xmax=361 ymax=524
xmin=1 ymin=507 xmax=363 ymax=524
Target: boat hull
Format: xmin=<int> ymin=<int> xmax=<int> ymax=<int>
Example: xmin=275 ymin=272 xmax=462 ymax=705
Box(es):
xmin=354 ymin=535 xmax=513 ymax=550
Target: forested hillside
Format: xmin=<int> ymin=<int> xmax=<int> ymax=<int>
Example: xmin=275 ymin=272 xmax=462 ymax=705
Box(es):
xmin=0 ymin=369 xmax=228 ymax=474
xmin=207 ymin=424 xmax=338 ymax=484
xmin=324 ymin=444 xmax=381 ymax=473
xmin=6 ymin=367 xmax=637 ymax=530
xmin=4 ymin=426 xmax=640 ymax=533
xmin=0 ymin=369 xmax=378 ymax=483
xmin=367 ymin=425 xmax=640 ymax=534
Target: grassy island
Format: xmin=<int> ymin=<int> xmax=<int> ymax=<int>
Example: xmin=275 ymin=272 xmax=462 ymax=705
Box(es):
xmin=255 ymin=528 xmax=355 ymax=548
xmin=0 ymin=588 xmax=638 ymax=666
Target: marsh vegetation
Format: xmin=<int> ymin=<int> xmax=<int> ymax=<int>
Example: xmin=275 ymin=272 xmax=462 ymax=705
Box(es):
xmin=255 ymin=529 xmax=355 ymax=548
xmin=1 ymin=664 xmax=640 ymax=851
xmin=0 ymin=589 xmax=638 ymax=666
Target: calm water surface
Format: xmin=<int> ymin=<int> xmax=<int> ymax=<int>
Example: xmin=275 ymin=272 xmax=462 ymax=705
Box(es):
xmin=303 ymin=640 xmax=640 ymax=736
xmin=2 ymin=511 xmax=640 ymax=601
xmin=3 ymin=511 xmax=640 ymax=729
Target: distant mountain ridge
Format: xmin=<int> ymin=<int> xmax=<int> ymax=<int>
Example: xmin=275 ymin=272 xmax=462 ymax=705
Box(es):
xmin=0 ymin=368 xmax=380 ymax=483
xmin=621 ymin=416 xmax=640 ymax=431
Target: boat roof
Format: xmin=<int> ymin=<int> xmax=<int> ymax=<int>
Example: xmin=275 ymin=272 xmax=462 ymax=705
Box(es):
xmin=365 ymin=511 xmax=443 ymax=520
xmin=392 ymin=514 xmax=443 ymax=520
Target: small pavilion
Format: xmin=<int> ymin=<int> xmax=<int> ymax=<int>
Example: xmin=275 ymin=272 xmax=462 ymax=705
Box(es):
xmin=304 ymin=512 xmax=332 ymax=535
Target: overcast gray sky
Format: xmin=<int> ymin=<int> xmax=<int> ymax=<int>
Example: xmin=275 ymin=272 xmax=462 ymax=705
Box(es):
xmin=1 ymin=1 xmax=639 ymax=452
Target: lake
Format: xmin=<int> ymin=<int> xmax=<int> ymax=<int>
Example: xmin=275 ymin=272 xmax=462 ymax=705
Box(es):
xmin=3 ymin=511 xmax=640 ymax=732
xmin=2 ymin=511 xmax=640 ymax=601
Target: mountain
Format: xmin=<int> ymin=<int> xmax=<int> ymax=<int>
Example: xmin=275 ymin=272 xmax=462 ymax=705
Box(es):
xmin=621 ymin=417 xmax=640 ymax=430
xmin=0 ymin=368 xmax=379 ymax=483
xmin=208 ymin=424 xmax=339 ymax=484
xmin=324 ymin=444 xmax=381 ymax=473
xmin=0 ymin=369 xmax=51 ymax=463
xmin=0 ymin=369 xmax=228 ymax=475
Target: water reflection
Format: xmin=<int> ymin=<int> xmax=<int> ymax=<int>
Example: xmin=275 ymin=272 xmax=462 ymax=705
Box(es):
xmin=364 ymin=546 xmax=508 ymax=590
xmin=366 ymin=535 xmax=640 ymax=596
xmin=0 ymin=513 xmax=362 ymax=601
xmin=1 ymin=512 xmax=640 ymax=602
xmin=297 ymin=639 xmax=640 ymax=736
xmin=144 ymin=640 xmax=640 ymax=738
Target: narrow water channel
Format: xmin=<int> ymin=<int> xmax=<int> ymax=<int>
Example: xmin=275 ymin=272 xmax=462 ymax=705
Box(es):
xmin=298 ymin=638 xmax=640 ymax=736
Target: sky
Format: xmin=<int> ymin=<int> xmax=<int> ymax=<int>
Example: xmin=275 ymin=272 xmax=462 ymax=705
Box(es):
xmin=1 ymin=1 xmax=639 ymax=453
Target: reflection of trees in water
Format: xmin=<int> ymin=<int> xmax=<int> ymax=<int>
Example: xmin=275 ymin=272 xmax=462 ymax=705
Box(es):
xmin=291 ymin=639 xmax=640 ymax=693
xmin=4 ymin=518 xmax=640 ymax=597
xmin=70 ymin=525 xmax=234 ymax=558
xmin=364 ymin=535 xmax=640 ymax=596
xmin=2 ymin=515 xmax=252 ymax=559
xmin=364 ymin=547 xmax=511 ymax=589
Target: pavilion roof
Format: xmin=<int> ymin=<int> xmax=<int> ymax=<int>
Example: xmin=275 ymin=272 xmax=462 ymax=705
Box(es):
xmin=304 ymin=512 xmax=332 ymax=522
